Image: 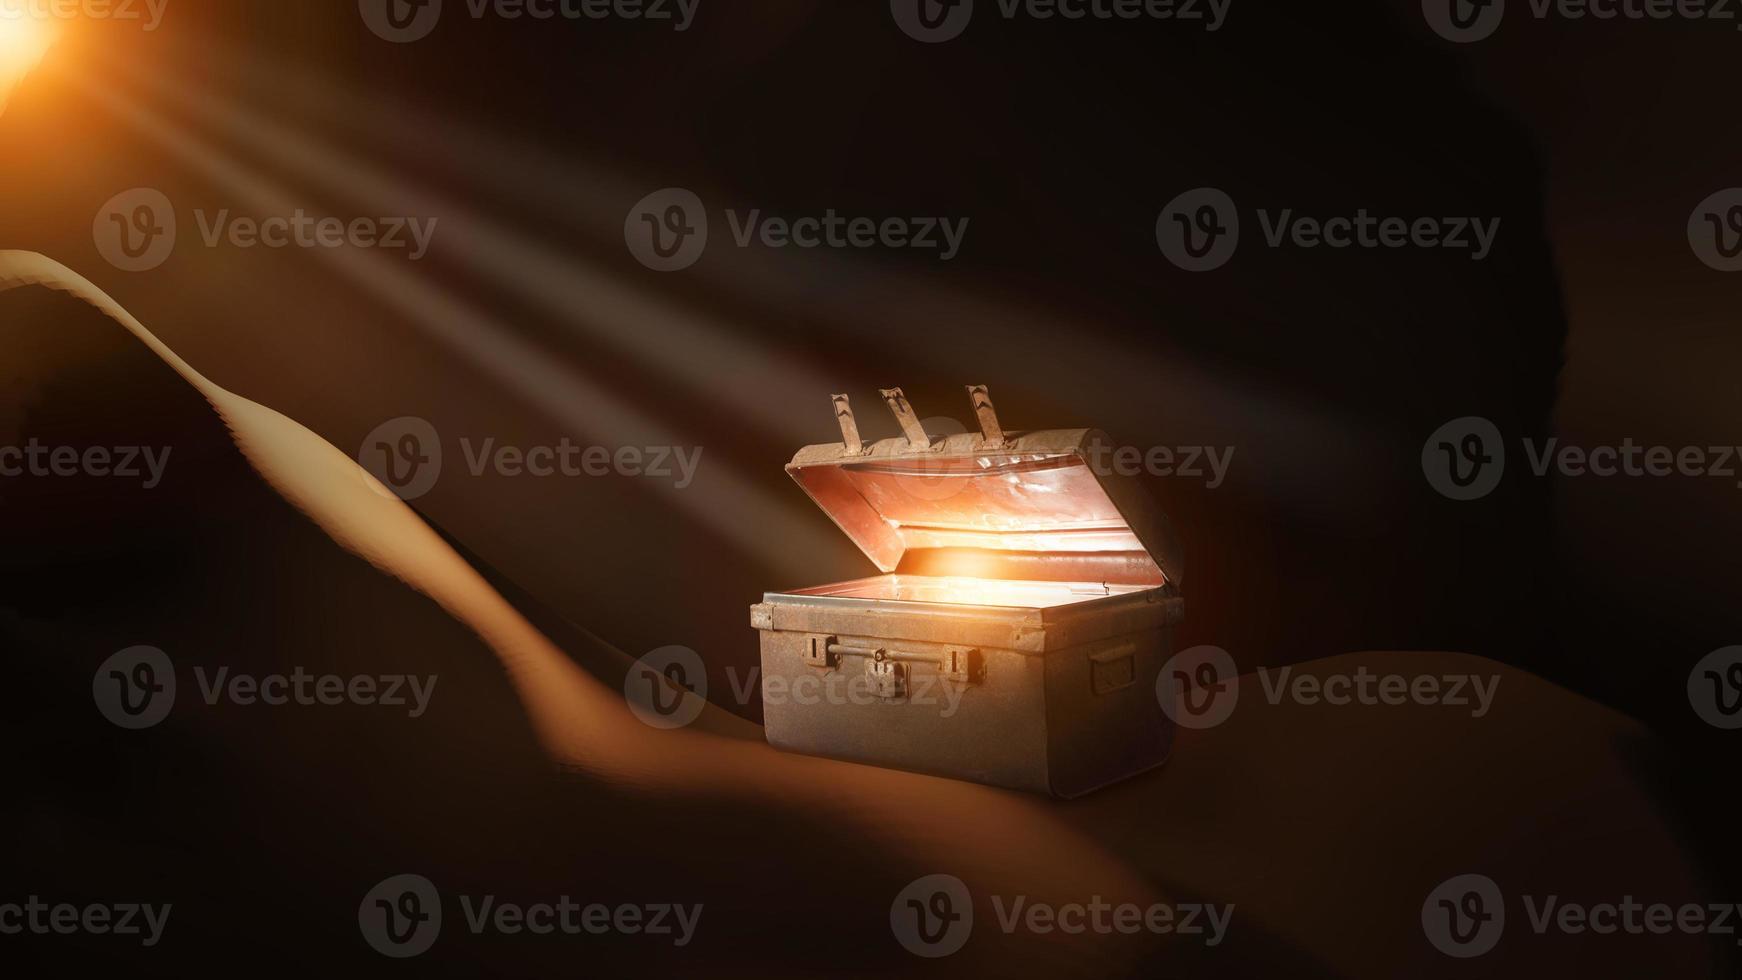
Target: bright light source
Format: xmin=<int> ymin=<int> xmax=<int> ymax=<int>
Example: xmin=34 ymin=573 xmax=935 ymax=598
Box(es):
xmin=0 ymin=8 xmax=58 ymax=112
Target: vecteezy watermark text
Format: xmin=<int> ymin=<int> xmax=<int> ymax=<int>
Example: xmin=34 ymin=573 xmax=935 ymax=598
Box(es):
xmin=193 ymin=667 xmax=437 ymax=718
xmin=456 ymin=895 xmax=701 ymax=945
xmin=192 ymin=209 xmax=437 ymax=260
xmin=990 ymin=895 xmax=1233 ymax=942
xmin=889 ymin=873 xmax=1232 ymax=958
xmin=93 ymin=188 xmax=437 ymax=273
xmin=1 ymin=0 xmax=169 ymax=30
xmin=357 ymin=874 xmax=701 ymax=959
xmin=92 ymin=646 xmax=438 ymax=729
xmin=1423 ymin=874 xmax=1742 ymax=958
xmin=358 ymin=417 xmax=703 ymax=502
xmin=1423 ymin=416 xmax=1742 ymax=501
xmin=360 ymin=0 xmax=700 ymax=43
xmin=625 ymin=188 xmax=969 ymax=271
xmin=1157 ymin=187 xmax=1500 ymax=272
xmin=731 ymin=664 xmax=967 ymax=718
xmin=890 ymin=0 xmax=1231 ymax=43
xmin=1158 ymin=646 xmax=1501 ymax=730
xmin=0 ymin=897 xmax=171 ymax=947
xmin=0 ymin=440 xmax=171 ymax=488
xmin=461 ymin=0 xmax=698 ymax=27
xmin=1424 ymin=0 xmax=1741 ymax=44
xmin=458 ymin=438 xmax=701 ymax=487
xmin=1254 ymin=665 xmax=1498 ymax=718
xmin=1085 ymin=440 xmax=1235 ymax=489
xmin=622 ymin=646 xmax=978 ymax=730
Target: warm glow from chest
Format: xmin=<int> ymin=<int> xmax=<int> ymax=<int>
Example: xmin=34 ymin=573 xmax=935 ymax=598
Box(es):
xmin=789 ymin=574 xmax=1143 ymax=610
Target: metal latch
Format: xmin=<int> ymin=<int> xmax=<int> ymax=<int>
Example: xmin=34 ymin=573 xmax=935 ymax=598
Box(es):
xmin=830 ymin=395 xmax=867 ymax=456
xmin=965 ymin=384 xmax=1008 ymax=449
xmin=802 ymin=634 xmax=838 ymax=669
xmin=824 ymin=642 xmax=983 ymax=698
xmin=879 ymin=387 xmax=934 ymax=451
xmin=832 ymin=384 xmax=1012 ymax=453
xmin=866 ymin=657 xmax=907 ymax=699
xmin=935 ymin=646 xmax=981 ymax=685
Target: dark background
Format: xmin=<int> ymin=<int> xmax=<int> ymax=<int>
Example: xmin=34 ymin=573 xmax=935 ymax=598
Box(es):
xmin=4 ymin=0 xmax=1740 ymax=975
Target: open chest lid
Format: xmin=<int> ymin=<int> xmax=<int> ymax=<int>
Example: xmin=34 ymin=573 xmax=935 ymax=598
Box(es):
xmin=786 ymin=387 xmax=1184 ymax=589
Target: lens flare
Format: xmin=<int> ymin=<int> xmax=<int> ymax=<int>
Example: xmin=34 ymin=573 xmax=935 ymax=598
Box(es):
xmin=0 ymin=6 xmax=58 ymax=113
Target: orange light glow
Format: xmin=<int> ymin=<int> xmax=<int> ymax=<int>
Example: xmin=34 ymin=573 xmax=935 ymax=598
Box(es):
xmin=0 ymin=7 xmax=58 ymax=112
xmin=791 ymin=574 xmax=1141 ymax=610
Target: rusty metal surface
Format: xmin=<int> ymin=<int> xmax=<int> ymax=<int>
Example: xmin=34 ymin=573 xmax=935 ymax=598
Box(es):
xmin=753 ymin=585 xmax=1180 ymax=795
xmin=966 ymin=384 xmax=1008 ymax=449
xmin=786 ymin=426 xmax=1184 ymax=587
xmin=877 ymin=387 xmax=933 ymax=450
xmin=829 ymin=393 xmax=866 ymax=456
xmin=754 ymin=389 xmax=1184 ymax=796
xmin=757 ymin=619 xmax=1173 ymax=797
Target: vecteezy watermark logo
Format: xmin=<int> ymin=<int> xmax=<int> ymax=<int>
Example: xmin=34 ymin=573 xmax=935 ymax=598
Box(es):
xmin=1084 ymin=437 xmax=1236 ymax=489
xmin=1689 ymin=646 xmax=1742 ymax=729
xmin=0 ymin=897 xmax=173 ymax=947
xmin=0 ymin=440 xmax=173 ymax=488
xmin=1 ymin=0 xmax=170 ymax=31
xmin=891 ymin=874 xmax=974 ymax=958
xmin=1689 ymin=188 xmax=1742 ymax=272
xmin=359 ymin=0 xmax=443 ymax=42
xmin=1422 ymin=0 xmax=1505 ymax=43
xmin=1157 ymin=645 xmax=1239 ymax=730
xmin=93 ymin=188 xmax=176 ymax=273
xmin=1430 ymin=0 xmax=1742 ymax=43
xmin=624 ymin=645 xmax=708 ymax=729
xmin=624 ymin=188 xmax=708 ymax=272
xmin=1425 ymin=874 xmax=1742 ymax=956
xmin=1425 ymin=417 xmax=1742 ymax=501
xmin=1258 ymin=665 xmax=1500 ymax=718
xmin=359 ymin=874 xmax=443 ymax=958
xmin=359 ymin=874 xmax=702 ymax=957
xmin=194 ymin=667 xmax=438 ymax=717
xmin=92 ymin=646 xmax=176 ymax=730
xmin=1159 ymin=189 xmax=1500 ymax=271
xmin=356 ymin=417 xmax=704 ymax=502
xmin=625 ymin=187 xmax=970 ymax=271
xmin=1162 ymin=653 xmax=1499 ymax=729
xmin=191 ymin=209 xmax=437 ymax=259
xmin=890 ymin=0 xmax=975 ymax=42
xmin=892 ymin=0 xmax=1230 ymax=42
xmin=992 ymin=896 xmax=1232 ymax=943
xmin=362 ymin=0 xmax=699 ymax=42
xmin=358 ymin=417 xmax=443 ymax=502
xmin=93 ymin=190 xmax=437 ymax=272
xmin=1156 ymin=187 xmax=1239 ymax=272
xmin=1422 ymin=416 xmax=1506 ymax=501
xmin=891 ymin=874 xmax=1233 ymax=956
xmin=723 ymin=659 xmax=970 ymax=719
xmin=92 ymin=647 xmax=439 ymax=729
xmin=1423 ymin=874 xmax=1505 ymax=958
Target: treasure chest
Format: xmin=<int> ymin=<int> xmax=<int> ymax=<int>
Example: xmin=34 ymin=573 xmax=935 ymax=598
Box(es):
xmin=749 ymin=386 xmax=1185 ymax=798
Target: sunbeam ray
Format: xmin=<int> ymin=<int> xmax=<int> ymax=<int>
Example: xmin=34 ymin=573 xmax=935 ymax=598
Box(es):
xmin=0 ymin=4 xmax=57 ymax=113
xmin=92 ymin=42 xmax=842 ymax=446
xmin=63 ymin=69 xmax=835 ymax=572
xmin=130 ymin=34 xmax=1386 ymax=518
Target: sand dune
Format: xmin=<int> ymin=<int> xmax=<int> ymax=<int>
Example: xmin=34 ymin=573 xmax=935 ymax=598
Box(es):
xmin=1 ymin=250 xmax=1712 ymax=976
xmin=0 ymin=250 xmax=1167 ymax=974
